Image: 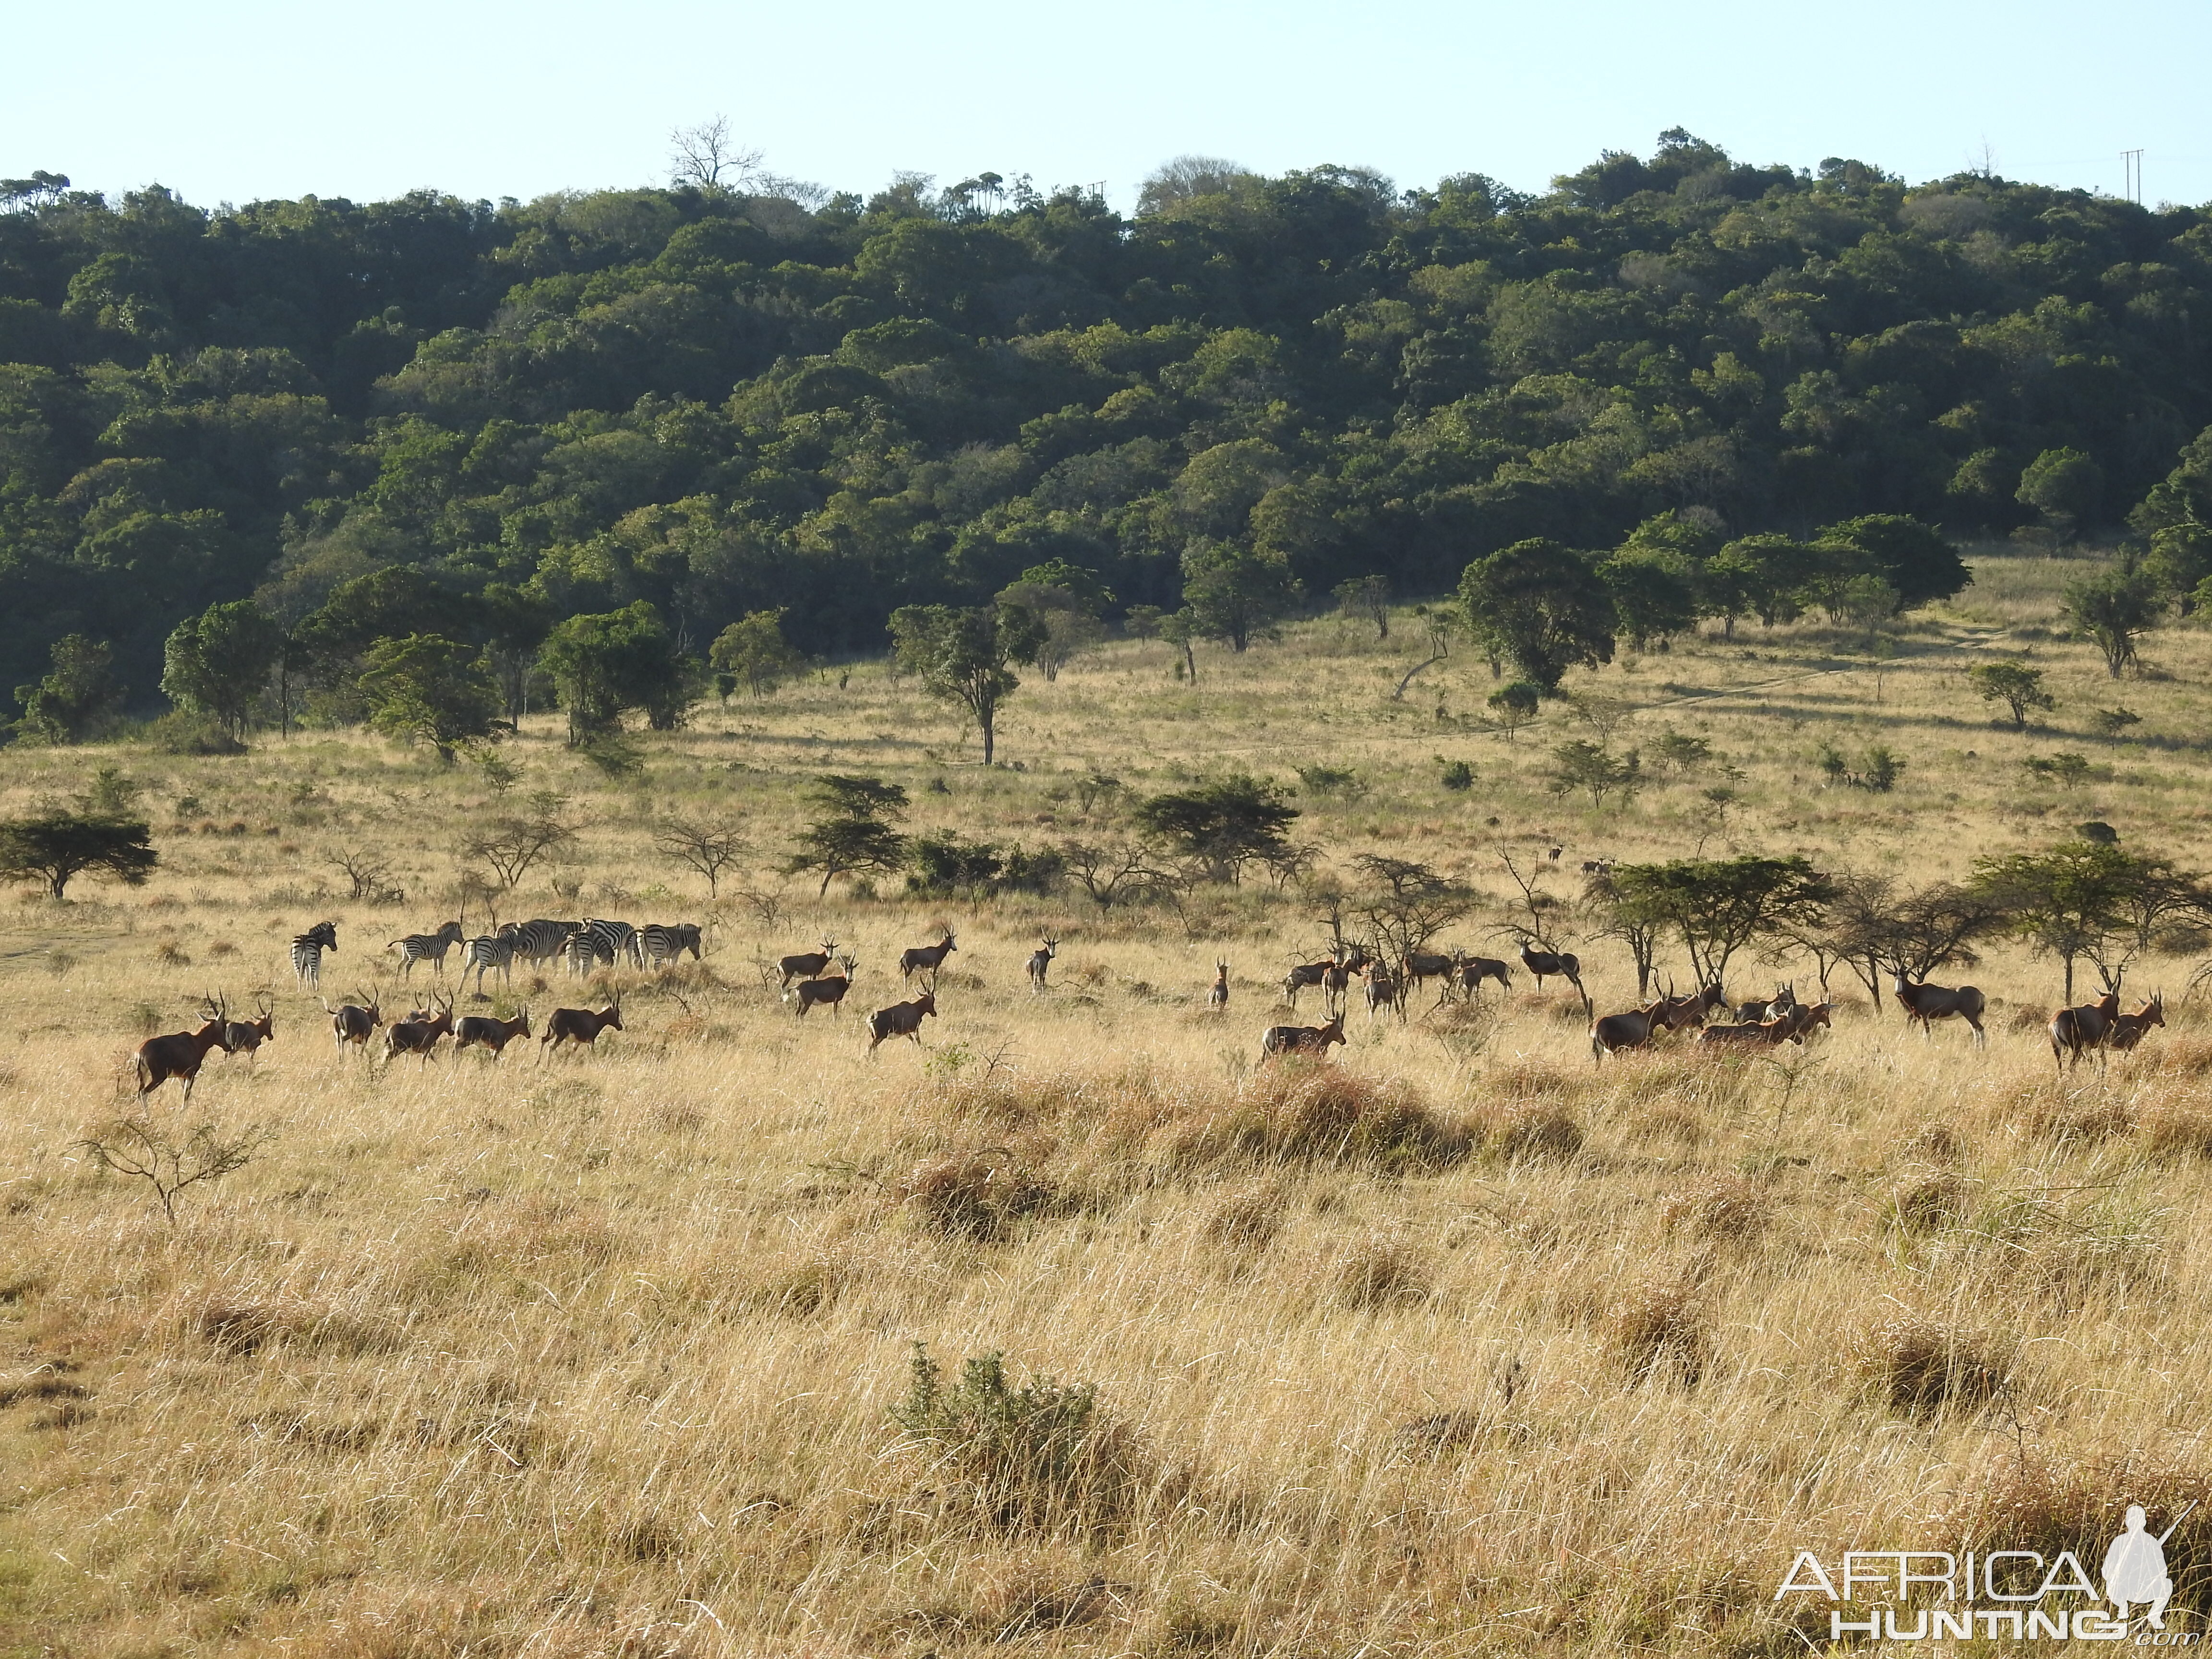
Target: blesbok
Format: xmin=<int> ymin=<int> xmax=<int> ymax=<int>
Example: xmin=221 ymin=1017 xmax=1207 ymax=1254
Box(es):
xmin=1261 ymin=1012 xmax=1347 ymax=1059
xmin=1208 ymin=962 xmax=1229 ymax=1011
xmin=133 ymin=996 xmax=233 ymax=1103
xmin=385 ymin=994 xmax=456 ymax=1062
xmin=325 ymin=989 xmax=384 ymax=1053
xmin=1519 ymin=942 xmax=1583 ymax=995
xmin=1547 ymin=845 xmax=1563 ymax=862
xmin=1732 ymin=983 xmax=1794 ymax=1024
xmin=2109 ymin=993 xmax=2166 ymax=1053
xmin=899 ymin=930 xmax=959 ymax=982
xmin=1403 ymin=946 xmax=1458 ymax=1007
xmin=1281 ymin=956 xmax=1334 ymax=1008
xmin=1591 ymin=999 xmax=1667 ymax=1063
xmin=1581 ymin=858 xmax=1614 ymax=876
xmin=866 ymin=990 xmax=937 ymax=1053
xmin=1653 ymin=980 xmax=1729 ymax=1033
xmin=778 ymin=938 xmax=838 ymax=988
xmin=1363 ymin=962 xmax=1406 ymax=1022
xmin=1454 ymin=954 xmax=1513 ymax=998
xmin=290 ymin=921 xmax=337 ymax=985
xmin=2049 ymin=989 xmax=2124 ymax=1073
xmin=1892 ymin=974 xmax=1988 ymax=1047
xmin=1320 ymin=946 xmax=1370 ymax=1016
xmin=542 ymin=999 xmax=624 ymax=1056
xmin=222 ymin=998 xmax=276 ymax=1066
xmin=1026 ymin=936 xmax=1058 ymax=992
xmin=794 ymin=954 xmax=858 ymax=1017
xmin=1699 ymin=1012 xmax=1800 ymax=1048
xmin=455 ymin=1009 xmax=532 ymax=1057
xmin=388 ymin=921 xmax=465 ymax=979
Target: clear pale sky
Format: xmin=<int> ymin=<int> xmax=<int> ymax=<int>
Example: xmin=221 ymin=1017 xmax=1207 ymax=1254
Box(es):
xmin=9 ymin=0 xmax=2207 ymax=212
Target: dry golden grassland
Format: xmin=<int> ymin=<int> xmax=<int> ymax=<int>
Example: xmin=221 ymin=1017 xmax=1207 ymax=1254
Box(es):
xmin=10 ymin=547 xmax=2212 ymax=1656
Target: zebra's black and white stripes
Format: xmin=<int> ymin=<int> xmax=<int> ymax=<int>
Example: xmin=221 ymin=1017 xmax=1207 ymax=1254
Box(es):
xmin=291 ymin=921 xmax=337 ymax=985
xmin=505 ymin=919 xmax=578 ymax=970
xmin=461 ymin=927 xmax=521 ymax=995
xmin=388 ymin=920 xmax=464 ymax=978
xmin=640 ymin=923 xmax=702 ymax=968
xmin=565 ymin=918 xmax=639 ymax=974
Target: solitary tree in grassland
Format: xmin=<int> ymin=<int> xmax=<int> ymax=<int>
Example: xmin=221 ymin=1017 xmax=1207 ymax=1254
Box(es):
xmin=1547 ymin=740 xmax=1638 ymax=808
xmin=784 ymin=775 xmax=909 ymax=896
xmin=460 ymin=790 xmax=576 ymax=898
xmin=538 ymin=602 xmax=694 ymax=742
xmin=1180 ymin=540 xmax=1301 ymax=652
xmin=1972 ymin=840 xmax=2211 ymax=999
xmin=1967 ymin=660 xmax=2056 ymax=731
xmin=889 ymin=603 xmax=1045 ymax=765
xmin=709 ymin=609 xmax=805 ymax=699
xmin=2063 ymin=559 xmax=2164 ymax=678
xmin=358 ymin=635 xmax=503 ymax=763
xmin=653 ymin=817 xmax=746 ymax=900
xmin=13 ymin=633 xmax=122 ymax=745
xmin=0 ymin=811 xmax=158 ymax=900
xmin=161 ymin=600 xmax=283 ymax=741
xmin=1487 ymin=680 xmax=1540 ymax=740
xmin=998 ymin=560 xmax=1113 ymax=682
xmin=1134 ymin=775 xmax=1298 ymax=885
xmin=1458 ymin=539 xmax=1615 ymax=693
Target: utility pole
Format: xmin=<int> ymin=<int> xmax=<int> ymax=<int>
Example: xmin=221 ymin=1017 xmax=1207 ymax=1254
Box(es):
xmin=2123 ymin=149 xmax=2144 ymax=204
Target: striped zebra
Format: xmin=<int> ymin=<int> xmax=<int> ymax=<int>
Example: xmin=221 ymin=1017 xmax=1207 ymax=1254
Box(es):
xmin=460 ymin=926 xmax=522 ymax=996
xmin=505 ymin=919 xmax=578 ymax=971
xmin=566 ymin=918 xmax=638 ymax=975
xmin=387 ymin=920 xmax=464 ymax=979
xmin=640 ymin=922 xmax=703 ymax=969
xmin=290 ymin=920 xmax=337 ymax=985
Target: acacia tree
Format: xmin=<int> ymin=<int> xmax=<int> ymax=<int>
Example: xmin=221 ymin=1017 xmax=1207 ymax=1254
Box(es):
xmin=1584 ymin=867 xmax=1670 ymax=998
xmin=358 ymin=635 xmax=503 ymax=763
xmin=1967 ymin=660 xmax=2056 ymax=730
xmin=0 ymin=810 xmax=157 ymax=900
xmin=1607 ymin=855 xmax=1835 ymax=987
xmin=1458 ymin=539 xmax=1615 ymax=693
xmin=889 ymin=603 xmax=1046 ymax=765
xmin=784 ymin=776 xmax=909 ymax=896
xmin=2063 ymin=561 xmax=2164 ymax=678
xmin=653 ymin=817 xmax=747 ymax=899
xmin=1973 ymin=840 xmax=2210 ymax=998
xmin=1134 ymin=775 xmax=1298 ymax=885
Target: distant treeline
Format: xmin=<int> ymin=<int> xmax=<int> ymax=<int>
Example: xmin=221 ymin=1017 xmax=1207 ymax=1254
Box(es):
xmin=4 ymin=129 xmax=2212 ymax=718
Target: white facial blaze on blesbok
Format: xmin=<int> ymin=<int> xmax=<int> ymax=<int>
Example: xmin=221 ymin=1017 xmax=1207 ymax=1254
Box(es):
xmin=1208 ymin=962 xmax=1229 ymax=1011
xmin=778 ymin=937 xmax=838 ymax=988
xmin=2109 ymin=993 xmax=2166 ymax=1052
xmin=2048 ymin=988 xmax=2123 ymax=1072
xmin=1260 ymin=1012 xmax=1346 ymax=1060
xmin=866 ymin=990 xmax=937 ymax=1053
xmin=795 ymin=954 xmax=858 ymax=1017
xmin=1026 ymin=936 xmax=1058 ymax=991
xmin=1892 ymin=973 xmax=1988 ymax=1047
xmin=898 ymin=930 xmax=957 ymax=982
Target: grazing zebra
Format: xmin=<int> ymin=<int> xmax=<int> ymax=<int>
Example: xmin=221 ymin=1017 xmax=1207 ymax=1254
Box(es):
xmin=460 ymin=926 xmax=522 ymax=996
xmin=505 ymin=919 xmax=578 ymax=971
xmin=567 ymin=918 xmax=638 ymax=974
xmin=640 ymin=923 xmax=702 ymax=969
xmin=291 ymin=920 xmax=337 ymax=985
xmin=388 ymin=920 xmax=465 ymax=979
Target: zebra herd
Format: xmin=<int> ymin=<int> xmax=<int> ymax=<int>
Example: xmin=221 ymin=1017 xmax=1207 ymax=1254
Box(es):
xmin=289 ymin=917 xmax=704 ymax=997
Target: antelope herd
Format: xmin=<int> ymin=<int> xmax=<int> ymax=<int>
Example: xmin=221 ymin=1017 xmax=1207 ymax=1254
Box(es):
xmin=117 ymin=908 xmax=2183 ymax=1103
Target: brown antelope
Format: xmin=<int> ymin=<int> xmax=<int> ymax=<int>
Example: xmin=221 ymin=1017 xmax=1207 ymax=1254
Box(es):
xmin=1403 ymin=947 xmax=1458 ymax=1007
xmin=1591 ymin=999 xmax=1667 ymax=1062
xmin=1699 ymin=1012 xmax=1799 ymax=1048
xmin=385 ymin=993 xmax=456 ymax=1062
xmin=2109 ymin=993 xmax=2166 ymax=1053
xmin=454 ymin=1009 xmax=531 ymax=1057
xmin=778 ymin=938 xmax=838 ymax=988
xmin=1208 ymin=962 xmax=1229 ymax=1011
xmin=1454 ymin=954 xmax=1513 ymax=998
xmin=1519 ymin=942 xmax=1583 ymax=994
xmin=133 ymin=996 xmax=233 ymax=1103
xmin=1320 ymin=945 xmax=1370 ymax=1016
xmin=222 ymin=998 xmax=276 ymax=1066
xmin=899 ymin=930 xmax=958 ymax=982
xmin=1026 ymin=936 xmax=1058 ymax=991
xmin=1281 ymin=957 xmax=1334 ymax=1008
xmin=1363 ymin=962 xmax=1406 ymax=1022
xmin=1261 ymin=1012 xmax=1346 ymax=1059
xmin=866 ymin=990 xmax=937 ymax=1053
xmin=325 ymin=990 xmax=384 ymax=1053
xmin=1892 ymin=974 xmax=1988 ymax=1047
xmin=2049 ymin=989 xmax=2124 ymax=1072
xmin=1733 ymin=982 xmax=1794 ymax=1024
xmin=542 ymin=999 xmax=624 ymax=1056
xmin=794 ymin=953 xmax=858 ymax=1017
xmin=1653 ymin=980 xmax=1729 ymax=1033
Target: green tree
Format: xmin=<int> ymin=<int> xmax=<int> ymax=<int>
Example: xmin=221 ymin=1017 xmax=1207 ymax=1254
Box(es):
xmin=160 ymin=600 xmax=283 ymax=741
xmin=1134 ymin=774 xmax=1299 ymax=884
xmin=2145 ymin=524 xmax=2212 ymax=612
xmin=783 ymin=775 xmax=910 ymax=896
xmin=888 ymin=602 xmax=1046 ymax=765
xmin=1487 ymin=679 xmax=1541 ymax=740
xmin=0 ymin=810 xmax=158 ymax=900
xmin=14 ymin=634 xmax=122 ymax=745
xmin=1814 ymin=515 xmax=1971 ymax=610
xmin=358 ymin=634 xmax=503 ymax=763
xmin=2063 ymin=559 xmax=2164 ymax=678
xmin=997 ymin=561 xmax=1112 ymax=681
xmin=1179 ymin=540 xmax=1300 ymax=653
xmin=2016 ymin=446 xmax=2105 ymax=541
xmin=538 ymin=601 xmax=694 ymax=743
xmin=1547 ymin=739 xmax=1638 ymax=808
xmin=710 ymin=609 xmax=805 ymax=698
xmin=1608 ymin=855 xmax=1836 ymax=986
xmin=1597 ymin=551 xmax=1698 ymax=649
xmin=1967 ymin=660 xmax=2056 ymax=730
xmin=1705 ymin=535 xmax=1812 ymax=634
xmin=1458 ymin=539 xmax=1614 ymax=693
xmin=1972 ymin=840 xmax=2209 ymax=999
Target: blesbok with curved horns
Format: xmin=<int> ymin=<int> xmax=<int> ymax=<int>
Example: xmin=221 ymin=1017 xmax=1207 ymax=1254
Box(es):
xmin=777 ymin=937 xmax=838 ymax=989
xmin=1733 ymin=982 xmax=1794 ymax=1025
xmin=1519 ymin=941 xmax=1583 ymax=996
xmin=794 ymin=953 xmax=858 ymax=1017
xmin=1321 ymin=945 xmax=1370 ymax=1017
xmin=1892 ymin=973 xmax=1987 ymax=1047
xmin=2109 ymin=992 xmax=2166 ymax=1053
xmin=1591 ymin=998 xmax=1668 ymax=1063
xmin=898 ymin=929 xmax=958 ymax=983
xmin=385 ymin=992 xmax=456 ymax=1063
xmin=133 ymin=994 xmax=234 ymax=1103
xmin=1207 ymin=962 xmax=1229 ymax=1011
xmin=1453 ymin=953 xmax=1512 ymax=999
xmin=222 ymin=997 xmax=276 ymax=1067
xmin=1363 ymin=962 xmax=1406 ymax=1022
xmin=1261 ymin=1011 xmax=1346 ymax=1060
xmin=325 ymin=988 xmax=384 ymax=1053
xmin=1025 ymin=936 xmax=1058 ymax=992
xmin=2049 ymin=988 xmax=2123 ymax=1073
xmin=866 ymin=989 xmax=936 ymax=1053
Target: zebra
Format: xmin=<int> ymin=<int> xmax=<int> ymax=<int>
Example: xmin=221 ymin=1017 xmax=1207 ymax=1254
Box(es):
xmin=505 ymin=919 xmax=578 ymax=971
xmin=387 ymin=920 xmax=465 ymax=979
xmin=460 ymin=926 xmax=522 ymax=997
xmin=566 ymin=918 xmax=638 ymax=975
xmin=640 ymin=923 xmax=703 ymax=969
xmin=290 ymin=920 xmax=337 ymax=985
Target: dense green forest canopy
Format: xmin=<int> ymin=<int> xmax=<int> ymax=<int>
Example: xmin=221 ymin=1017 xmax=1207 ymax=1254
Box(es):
xmin=3 ymin=130 xmax=2211 ymax=717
